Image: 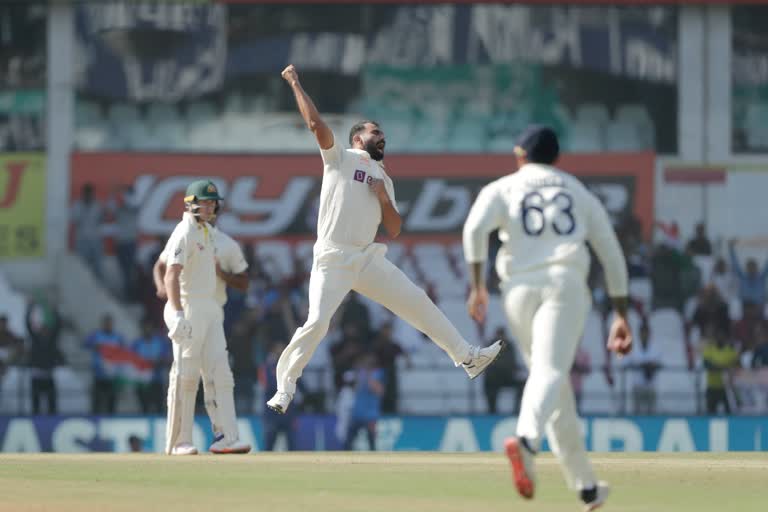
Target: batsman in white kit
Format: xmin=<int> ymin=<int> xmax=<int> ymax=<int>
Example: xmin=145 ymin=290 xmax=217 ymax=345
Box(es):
xmin=266 ymin=64 xmax=504 ymax=415
xmin=159 ymin=179 xmax=251 ymax=455
xmin=463 ymin=126 xmax=632 ymax=511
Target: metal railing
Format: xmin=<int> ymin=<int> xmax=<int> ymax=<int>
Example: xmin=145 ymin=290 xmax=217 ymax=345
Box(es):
xmin=2 ymin=364 xmax=766 ymax=416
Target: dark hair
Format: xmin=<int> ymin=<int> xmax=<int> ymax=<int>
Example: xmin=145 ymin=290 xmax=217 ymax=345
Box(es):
xmin=348 ymin=120 xmax=379 ymax=146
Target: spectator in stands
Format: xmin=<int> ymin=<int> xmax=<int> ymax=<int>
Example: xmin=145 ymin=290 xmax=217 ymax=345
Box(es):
xmin=708 ymin=257 xmax=738 ymax=306
xmin=701 ymin=323 xmax=740 ymax=414
xmin=260 ymin=291 xmax=296 ymax=347
xmin=686 ymin=222 xmax=712 ymax=256
xmin=84 ymin=314 xmax=125 ymax=415
xmin=617 ymin=213 xmax=650 ymax=278
xmin=260 ymin=342 xmax=297 ymax=451
xmin=344 ymin=352 xmax=385 ymax=451
xmin=372 ymin=321 xmax=408 ymax=414
xmin=483 ymin=327 xmax=524 ymax=414
xmin=732 ymin=302 xmax=765 ymax=354
xmin=570 ymin=343 xmax=591 ymax=413
xmin=128 ymin=435 xmax=144 ymax=453
xmin=70 ymin=183 xmax=104 ymax=278
xmin=0 ymin=314 xmax=23 ymax=376
xmin=340 ymin=292 xmax=372 ymax=342
xmin=687 ymin=284 xmax=731 ymax=344
xmin=751 ymin=322 xmax=768 ymax=369
xmin=137 ymin=235 xmax=167 ymax=330
xmin=330 ymin=324 xmax=365 ymax=391
xmin=620 ymin=320 xmax=662 ymax=415
xmin=131 ymin=318 xmax=171 ymax=414
xmin=106 ymin=185 xmax=140 ymax=301
xmin=650 ymin=238 xmax=686 ymax=311
xmin=25 ymin=297 xmax=65 ymax=415
xmin=729 ymin=238 xmax=768 ymax=309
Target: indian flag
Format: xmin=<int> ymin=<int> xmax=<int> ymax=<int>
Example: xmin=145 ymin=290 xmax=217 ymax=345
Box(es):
xmin=99 ymin=344 xmax=154 ymax=384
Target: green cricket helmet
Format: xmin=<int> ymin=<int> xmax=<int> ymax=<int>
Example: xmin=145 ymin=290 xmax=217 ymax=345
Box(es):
xmin=184 ymin=179 xmax=223 ymax=216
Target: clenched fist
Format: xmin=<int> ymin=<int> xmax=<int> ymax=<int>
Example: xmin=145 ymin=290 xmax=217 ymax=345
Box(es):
xmin=606 ymin=315 xmax=633 ymax=357
xmin=281 ymin=64 xmax=299 ymax=83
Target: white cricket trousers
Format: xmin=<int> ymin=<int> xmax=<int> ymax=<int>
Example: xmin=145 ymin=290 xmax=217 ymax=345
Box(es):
xmin=164 ymin=299 xmax=234 ymax=447
xmin=276 ymin=240 xmax=472 ymax=394
xmin=501 ymin=266 xmax=596 ymax=491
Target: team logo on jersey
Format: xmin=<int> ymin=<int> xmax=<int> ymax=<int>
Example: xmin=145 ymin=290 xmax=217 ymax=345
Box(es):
xmin=197 ymin=242 xmax=205 ymax=251
xmin=174 ymin=247 xmax=182 ymax=257
xmin=354 ymin=170 xmax=366 ymax=182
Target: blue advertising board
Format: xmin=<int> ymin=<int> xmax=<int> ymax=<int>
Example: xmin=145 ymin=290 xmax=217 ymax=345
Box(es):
xmin=0 ymin=415 xmax=765 ymax=453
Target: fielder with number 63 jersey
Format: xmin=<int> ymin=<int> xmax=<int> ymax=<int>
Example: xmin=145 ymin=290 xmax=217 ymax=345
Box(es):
xmin=463 ymin=125 xmax=633 ymax=511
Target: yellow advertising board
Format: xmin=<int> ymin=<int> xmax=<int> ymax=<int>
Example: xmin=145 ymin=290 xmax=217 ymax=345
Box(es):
xmin=0 ymin=153 xmax=45 ymax=259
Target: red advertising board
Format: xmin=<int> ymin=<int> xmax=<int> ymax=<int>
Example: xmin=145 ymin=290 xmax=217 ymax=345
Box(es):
xmin=70 ymin=152 xmax=654 ymax=243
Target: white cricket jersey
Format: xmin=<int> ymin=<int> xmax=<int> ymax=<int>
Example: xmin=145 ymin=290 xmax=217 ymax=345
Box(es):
xmin=160 ymin=225 xmax=248 ymax=306
xmin=212 ymin=227 xmax=248 ymax=306
xmin=463 ymin=163 xmax=628 ymax=297
xmin=316 ymin=139 xmax=398 ymax=248
xmin=162 ymin=212 xmax=217 ymax=302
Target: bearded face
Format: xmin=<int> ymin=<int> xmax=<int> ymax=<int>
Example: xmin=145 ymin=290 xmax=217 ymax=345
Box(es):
xmin=354 ymin=123 xmax=386 ymax=161
xmin=364 ymin=136 xmax=385 ymax=161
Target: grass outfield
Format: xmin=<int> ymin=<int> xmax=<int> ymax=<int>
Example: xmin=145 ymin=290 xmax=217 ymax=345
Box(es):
xmin=0 ymin=452 xmax=766 ymax=512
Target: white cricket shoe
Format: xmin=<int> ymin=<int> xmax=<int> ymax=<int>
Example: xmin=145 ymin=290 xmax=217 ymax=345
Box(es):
xmin=209 ymin=434 xmax=251 ymax=454
xmin=266 ymin=391 xmax=293 ymax=414
xmin=582 ymin=481 xmax=610 ymax=511
xmin=462 ymin=339 xmax=505 ymax=379
xmin=170 ymin=442 xmax=198 ymax=456
xmin=505 ymin=437 xmax=536 ymax=499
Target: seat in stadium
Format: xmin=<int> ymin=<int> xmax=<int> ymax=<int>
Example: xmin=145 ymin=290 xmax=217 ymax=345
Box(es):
xmin=412 ymin=243 xmax=462 ymax=300
xmin=575 ymin=103 xmax=611 ymax=125
xmin=580 ymin=372 xmax=617 ymax=414
xmin=615 ymin=103 xmax=655 ymax=148
xmin=649 ymin=308 xmax=687 ymax=368
xmin=655 ymin=369 xmax=698 ymax=414
xmin=76 ymin=101 xmax=104 ymax=125
xmin=566 ymin=120 xmax=604 ymax=152
xmin=605 ymin=120 xmax=641 ymax=151
xmin=398 ymin=369 xmax=445 ymax=414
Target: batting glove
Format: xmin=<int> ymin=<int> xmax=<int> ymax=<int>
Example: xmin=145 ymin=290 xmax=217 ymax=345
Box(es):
xmin=168 ymin=311 xmax=192 ymax=342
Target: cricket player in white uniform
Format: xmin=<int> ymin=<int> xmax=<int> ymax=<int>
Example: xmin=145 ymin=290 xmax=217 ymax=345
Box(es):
xmin=463 ymin=126 xmax=632 ymax=511
xmin=266 ymin=64 xmax=504 ymax=414
xmin=155 ymin=199 xmax=251 ymax=454
xmin=159 ymin=179 xmax=250 ymax=455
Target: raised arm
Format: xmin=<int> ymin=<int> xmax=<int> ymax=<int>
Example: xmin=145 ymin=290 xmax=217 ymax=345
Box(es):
xmin=281 ymin=64 xmax=334 ymax=150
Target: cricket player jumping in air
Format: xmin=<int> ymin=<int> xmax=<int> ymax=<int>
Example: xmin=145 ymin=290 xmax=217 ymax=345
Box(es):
xmin=159 ymin=180 xmax=250 ymax=455
xmin=463 ymin=126 xmax=632 ymax=511
xmin=266 ymin=64 xmax=505 ymax=415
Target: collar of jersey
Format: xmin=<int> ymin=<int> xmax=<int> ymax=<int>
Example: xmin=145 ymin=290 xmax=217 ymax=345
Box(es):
xmin=349 ymin=148 xmax=387 ymax=171
xmin=518 ymin=162 xmax=556 ymax=174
